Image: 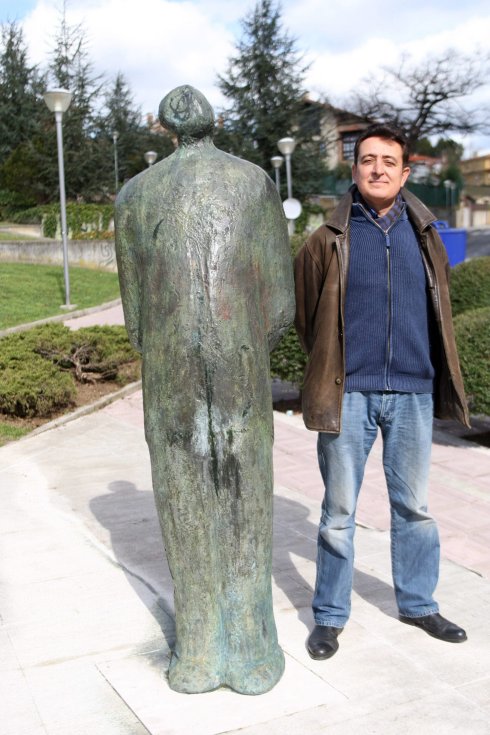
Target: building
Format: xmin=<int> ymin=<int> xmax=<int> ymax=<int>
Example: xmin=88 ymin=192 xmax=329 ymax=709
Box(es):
xmin=408 ymin=154 xmax=443 ymax=184
xmin=299 ymin=98 xmax=370 ymax=169
xmin=460 ymin=154 xmax=490 ymax=187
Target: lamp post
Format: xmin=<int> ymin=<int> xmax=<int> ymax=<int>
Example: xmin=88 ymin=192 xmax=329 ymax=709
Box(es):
xmin=270 ymin=155 xmax=284 ymax=193
xmin=277 ymin=136 xmax=302 ymax=235
xmin=44 ymin=88 xmax=73 ymax=309
xmin=113 ymin=131 xmax=119 ymax=194
xmin=144 ymin=150 xmax=157 ymax=167
xmin=444 ymin=179 xmax=456 ymax=226
xmin=277 ymin=137 xmax=296 ymax=198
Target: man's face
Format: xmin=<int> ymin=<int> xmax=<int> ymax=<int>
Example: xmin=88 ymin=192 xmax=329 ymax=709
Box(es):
xmin=352 ymin=136 xmax=410 ymax=212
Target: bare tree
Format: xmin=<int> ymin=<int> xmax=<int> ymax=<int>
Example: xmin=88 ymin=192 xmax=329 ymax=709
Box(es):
xmin=349 ymin=49 xmax=490 ymax=151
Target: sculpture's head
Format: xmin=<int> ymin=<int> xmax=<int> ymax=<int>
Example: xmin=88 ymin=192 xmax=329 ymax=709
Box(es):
xmin=159 ymin=85 xmax=215 ymax=144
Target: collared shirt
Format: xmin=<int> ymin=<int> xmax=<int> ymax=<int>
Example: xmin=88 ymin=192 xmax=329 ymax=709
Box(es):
xmin=353 ymin=186 xmax=405 ymax=232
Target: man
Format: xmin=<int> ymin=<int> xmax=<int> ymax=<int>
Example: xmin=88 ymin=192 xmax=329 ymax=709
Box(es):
xmin=294 ymin=123 xmax=470 ymax=661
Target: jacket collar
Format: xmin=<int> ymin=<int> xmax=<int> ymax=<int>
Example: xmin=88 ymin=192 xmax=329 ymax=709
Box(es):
xmin=325 ymin=186 xmax=355 ymax=234
xmin=325 ymin=184 xmax=437 ymax=234
xmin=401 ymin=186 xmax=437 ymax=231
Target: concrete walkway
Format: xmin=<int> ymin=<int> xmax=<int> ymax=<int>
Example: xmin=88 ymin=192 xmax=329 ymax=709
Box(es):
xmin=1 ymin=304 xmax=489 ymax=734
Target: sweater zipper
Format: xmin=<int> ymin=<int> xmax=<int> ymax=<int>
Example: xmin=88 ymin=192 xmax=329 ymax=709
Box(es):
xmin=355 ymin=203 xmax=398 ymax=390
xmin=384 ymin=232 xmax=392 ymax=390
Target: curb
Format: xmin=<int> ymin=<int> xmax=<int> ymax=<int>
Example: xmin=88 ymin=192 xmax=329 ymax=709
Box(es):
xmin=21 ymin=379 xmax=142 ymax=441
xmin=0 ymin=298 xmax=122 ymax=338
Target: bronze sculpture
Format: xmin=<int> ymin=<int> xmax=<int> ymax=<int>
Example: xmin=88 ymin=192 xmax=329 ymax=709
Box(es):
xmin=115 ymin=85 xmax=294 ymax=694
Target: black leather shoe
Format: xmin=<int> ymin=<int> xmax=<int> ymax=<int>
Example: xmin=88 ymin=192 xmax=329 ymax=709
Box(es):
xmin=307 ymin=625 xmax=343 ymax=660
xmin=399 ymin=613 xmax=467 ymax=642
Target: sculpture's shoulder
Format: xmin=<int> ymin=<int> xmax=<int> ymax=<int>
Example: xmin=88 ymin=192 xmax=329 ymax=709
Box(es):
xmin=211 ymin=148 xmax=275 ymax=195
xmin=116 ymin=151 xmax=179 ymax=211
xmin=214 ymin=147 xmax=267 ymax=176
xmin=115 ymin=170 xmax=145 ymax=212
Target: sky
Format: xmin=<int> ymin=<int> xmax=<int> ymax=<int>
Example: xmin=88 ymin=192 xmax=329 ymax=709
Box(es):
xmin=2 ymin=0 xmax=490 ymax=156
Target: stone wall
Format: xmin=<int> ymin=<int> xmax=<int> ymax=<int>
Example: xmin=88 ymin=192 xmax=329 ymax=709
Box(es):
xmin=0 ymin=239 xmax=117 ymax=272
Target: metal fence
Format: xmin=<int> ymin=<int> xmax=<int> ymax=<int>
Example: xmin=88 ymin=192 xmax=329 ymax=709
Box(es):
xmin=320 ymin=176 xmax=461 ymax=208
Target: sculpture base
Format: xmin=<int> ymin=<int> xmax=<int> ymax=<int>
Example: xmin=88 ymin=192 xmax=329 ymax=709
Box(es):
xmin=168 ymin=645 xmax=285 ymax=695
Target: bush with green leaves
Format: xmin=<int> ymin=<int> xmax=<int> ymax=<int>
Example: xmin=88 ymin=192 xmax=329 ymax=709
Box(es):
xmin=10 ymin=203 xmax=114 ymax=239
xmin=0 ymin=323 xmax=140 ymax=418
xmin=0 ymin=331 xmax=76 ymax=417
xmin=453 ymin=306 xmax=490 ymax=415
xmin=269 ymin=232 xmax=307 ymax=386
xmin=450 ymin=256 xmax=490 ymax=317
xmin=43 ymin=211 xmax=57 ymax=238
xmin=270 ymin=326 xmax=306 ymax=386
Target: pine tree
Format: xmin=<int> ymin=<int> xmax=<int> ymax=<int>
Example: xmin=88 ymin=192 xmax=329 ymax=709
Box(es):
xmin=0 ymin=21 xmax=44 ymax=163
xmin=216 ymin=0 xmax=326 ymax=199
xmin=47 ymin=9 xmax=106 ymax=199
xmin=101 ymin=72 xmax=174 ymax=189
xmin=0 ymin=21 xmax=48 ymax=208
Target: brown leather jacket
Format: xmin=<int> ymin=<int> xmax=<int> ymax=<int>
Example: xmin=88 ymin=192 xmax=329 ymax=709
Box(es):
xmin=294 ymin=187 xmax=470 ymax=433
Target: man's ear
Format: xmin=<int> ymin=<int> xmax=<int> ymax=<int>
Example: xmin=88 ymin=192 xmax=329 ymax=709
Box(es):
xmin=401 ymin=166 xmax=411 ymax=187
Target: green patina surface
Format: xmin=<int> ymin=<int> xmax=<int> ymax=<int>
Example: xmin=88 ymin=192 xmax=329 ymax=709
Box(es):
xmin=115 ymin=85 xmax=294 ymax=695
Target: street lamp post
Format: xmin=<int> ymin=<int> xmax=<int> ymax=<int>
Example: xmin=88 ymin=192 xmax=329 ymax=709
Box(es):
xmin=277 ymin=137 xmax=302 ymax=235
xmin=444 ymin=179 xmax=456 ymax=226
xmin=278 ymin=137 xmax=296 ymax=199
xmin=44 ymin=88 xmax=73 ymax=309
xmin=144 ymin=150 xmax=157 ymax=167
xmin=113 ymin=131 xmax=119 ymax=194
xmin=270 ymin=155 xmax=284 ymax=193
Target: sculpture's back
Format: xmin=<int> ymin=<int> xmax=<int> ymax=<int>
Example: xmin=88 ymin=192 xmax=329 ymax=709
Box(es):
xmin=115 ymin=85 xmax=294 ymax=694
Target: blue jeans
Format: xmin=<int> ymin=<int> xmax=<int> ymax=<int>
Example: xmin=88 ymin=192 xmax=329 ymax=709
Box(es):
xmin=313 ymin=391 xmax=440 ymax=627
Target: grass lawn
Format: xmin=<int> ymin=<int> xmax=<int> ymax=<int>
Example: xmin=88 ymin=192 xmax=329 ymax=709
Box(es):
xmin=0 ymin=262 xmax=121 ymax=329
xmin=0 ymin=231 xmax=37 ymax=240
xmin=0 ymin=422 xmax=30 ymax=447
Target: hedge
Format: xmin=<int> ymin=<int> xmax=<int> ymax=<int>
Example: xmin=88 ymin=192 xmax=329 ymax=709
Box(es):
xmin=10 ymin=203 xmax=115 ymax=239
xmin=270 ymin=326 xmax=306 ymax=386
xmin=269 ymin=233 xmax=307 ymax=386
xmin=0 ymin=352 xmax=76 ymax=418
xmin=454 ymin=306 xmax=490 ymax=415
xmin=450 ymin=256 xmax=490 ymax=317
xmin=0 ymin=324 xmax=140 ymax=418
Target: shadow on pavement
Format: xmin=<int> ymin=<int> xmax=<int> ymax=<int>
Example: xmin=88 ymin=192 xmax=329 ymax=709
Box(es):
xmin=272 ymin=494 xmax=398 ymax=632
xmin=90 ymin=480 xmax=175 ymax=648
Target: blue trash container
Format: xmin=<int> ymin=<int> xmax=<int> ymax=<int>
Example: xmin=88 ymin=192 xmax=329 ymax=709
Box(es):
xmin=433 ymin=221 xmax=466 ymax=267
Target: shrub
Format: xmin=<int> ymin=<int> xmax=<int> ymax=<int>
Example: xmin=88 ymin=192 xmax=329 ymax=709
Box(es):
xmin=43 ymin=211 xmax=58 ymax=238
xmin=295 ymin=203 xmax=324 ymax=235
xmin=0 ymin=189 xmax=35 ymax=220
xmin=0 ymin=324 xmax=140 ymax=418
xmin=450 ymin=257 xmax=490 ymax=317
xmin=270 ymin=326 xmax=306 ymax=387
xmin=76 ymin=230 xmax=114 ymax=240
xmin=290 ymin=231 xmax=307 ymax=257
xmin=269 ymin=233 xmax=307 ymax=386
xmin=0 ymin=340 xmax=76 ymax=417
xmin=11 ymin=203 xmax=114 ymax=239
xmin=10 ymin=205 xmax=44 ymax=224
xmin=454 ymin=306 xmax=490 ymax=415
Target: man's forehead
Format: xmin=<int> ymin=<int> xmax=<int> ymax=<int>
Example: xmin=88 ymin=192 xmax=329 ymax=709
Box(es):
xmin=358 ymin=137 xmax=403 ymax=159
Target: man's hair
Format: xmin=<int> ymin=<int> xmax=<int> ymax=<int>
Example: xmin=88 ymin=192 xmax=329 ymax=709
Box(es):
xmin=353 ymin=124 xmax=409 ymax=166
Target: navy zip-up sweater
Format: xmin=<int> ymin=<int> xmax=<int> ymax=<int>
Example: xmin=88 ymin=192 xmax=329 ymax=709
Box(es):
xmin=344 ymin=200 xmax=435 ymax=393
